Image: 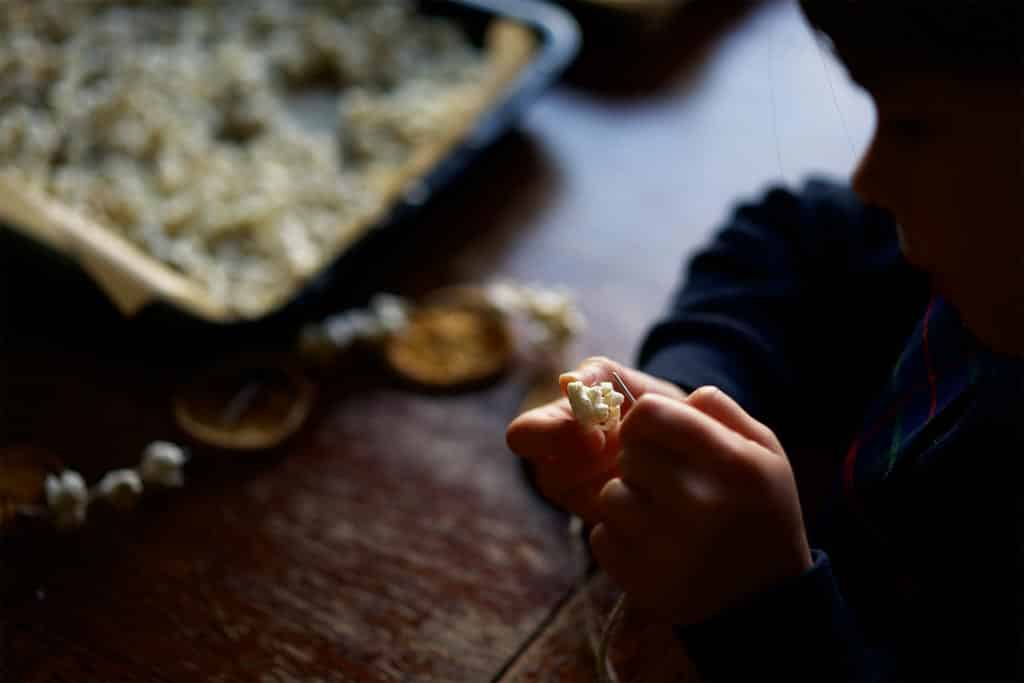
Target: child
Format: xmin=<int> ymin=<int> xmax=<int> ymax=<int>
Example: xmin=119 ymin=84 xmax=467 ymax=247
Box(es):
xmin=507 ymin=1 xmax=1022 ymax=679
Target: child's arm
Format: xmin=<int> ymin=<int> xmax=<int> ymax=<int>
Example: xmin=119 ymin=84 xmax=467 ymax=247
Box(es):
xmin=638 ymin=178 xmax=930 ymax=450
xmin=619 ymin=179 xmax=924 ymax=678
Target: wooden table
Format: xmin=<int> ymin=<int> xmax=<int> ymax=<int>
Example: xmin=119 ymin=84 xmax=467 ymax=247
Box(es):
xmin=1 ymin=1 xmax=873 ymax=680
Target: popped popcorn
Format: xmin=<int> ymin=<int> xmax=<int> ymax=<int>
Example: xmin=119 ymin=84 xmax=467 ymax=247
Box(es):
xmin=0 ymin=0 xmax=489 ymax=316
xmin=302 ymin=292 xmax=410 ymax=362
xmin=566 ymin=380 xmax=624 ymax=431
xmin=485 ymin=281 xmax=527 ymax=315
xmin=322 ymin=311 xmax=370 ymax=348
xmin=94 ymin=469 xmax=143 ymax=510
xmin=44 ymin=470 xmax=88 ymax=529
xmin=140 ymin=441 xmax=186 ymax=488
xmin=525 ymin=287 xmax=585 ymax=346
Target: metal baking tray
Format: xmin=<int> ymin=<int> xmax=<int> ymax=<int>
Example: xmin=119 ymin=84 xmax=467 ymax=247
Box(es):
xmin=0 ymin=0 xmax=579 ymax=328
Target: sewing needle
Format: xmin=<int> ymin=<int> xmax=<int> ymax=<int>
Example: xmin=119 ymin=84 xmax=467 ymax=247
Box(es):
xmin=610 ymin=371 xmax=636 ymax=408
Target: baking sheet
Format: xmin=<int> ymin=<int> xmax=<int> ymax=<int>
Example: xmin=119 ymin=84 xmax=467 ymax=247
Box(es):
xmin=0 ymin=0 xmax=579 ymax=326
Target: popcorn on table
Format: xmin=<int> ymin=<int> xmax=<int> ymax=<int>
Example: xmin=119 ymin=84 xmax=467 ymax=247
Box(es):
xmin=566 ymin=380 xmax=625 ymax=431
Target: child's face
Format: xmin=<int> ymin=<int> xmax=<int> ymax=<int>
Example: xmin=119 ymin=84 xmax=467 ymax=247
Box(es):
xmin=851 ymin=76 xmax=1023 ymax=354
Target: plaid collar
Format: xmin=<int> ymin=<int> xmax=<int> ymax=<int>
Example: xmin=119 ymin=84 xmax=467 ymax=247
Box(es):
xmin=843 ymin=295 xmax=981 ymax=505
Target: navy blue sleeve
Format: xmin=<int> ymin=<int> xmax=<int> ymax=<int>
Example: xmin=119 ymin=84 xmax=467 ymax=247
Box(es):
xmin=634 ymin=179 xmax=929 ymax=679
xmin=676 ymin=550 xmax=882 ymax=681
xmin=637 ymin=178 xmax=930 ymax=449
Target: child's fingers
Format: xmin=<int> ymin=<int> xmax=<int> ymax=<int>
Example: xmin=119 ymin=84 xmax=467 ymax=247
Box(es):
xmin=559 ymin=470 xmax=617 ymax=525
xmin=559 ymin=356 xmax=687 ymax=407
xmin=589 ymin=522 xmax=642 ymax=591
xmin=617 ymin=443 xmax=719 ymax=517
xmin=534 ymin=447 xmax=619 ymax=497
xmin=506 ymin=398 xmax=607 ymax=464
xmin=686 ymin=386 xmax=784 ymax=455
xmin=620 ymin=394 xmax=760 ymax=475
xmin=597 ymin=478 xmax=658 ymax=542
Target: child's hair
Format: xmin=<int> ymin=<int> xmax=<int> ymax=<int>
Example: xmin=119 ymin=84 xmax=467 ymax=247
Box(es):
xmin=798 ymin=1 xmax=1022 ymax=81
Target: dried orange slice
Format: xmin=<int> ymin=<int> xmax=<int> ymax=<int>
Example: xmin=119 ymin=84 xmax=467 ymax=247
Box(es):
xmin=385 ymin=290 xmax=513 ymax=389
xmin=173 ymin=358 xmax=315 ymax=451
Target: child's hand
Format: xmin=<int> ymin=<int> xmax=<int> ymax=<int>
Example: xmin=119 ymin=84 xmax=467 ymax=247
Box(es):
xmin=592 ymin=386 xmax=813 ymax=626
xmin=506 ymin=357 xmax=687 ymax=524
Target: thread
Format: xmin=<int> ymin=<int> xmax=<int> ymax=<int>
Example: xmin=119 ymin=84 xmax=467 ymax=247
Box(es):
xmin=569 ymin=515 xmax=625 ymax=683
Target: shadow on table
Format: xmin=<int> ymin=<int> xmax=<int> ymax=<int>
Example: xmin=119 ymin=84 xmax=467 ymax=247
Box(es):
xmin=560 ymin=0 xmax=759 ymax=98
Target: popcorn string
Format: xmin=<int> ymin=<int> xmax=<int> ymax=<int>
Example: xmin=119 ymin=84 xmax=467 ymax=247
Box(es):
xmin=39 ymin=441 xmax=187 ymax=531
xmin=299 ymin=282 xmax=585 ymax=367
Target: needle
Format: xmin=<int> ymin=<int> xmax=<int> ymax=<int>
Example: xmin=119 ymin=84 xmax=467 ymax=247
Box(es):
xmin=610 ymin=371 xmax=636 ymax=407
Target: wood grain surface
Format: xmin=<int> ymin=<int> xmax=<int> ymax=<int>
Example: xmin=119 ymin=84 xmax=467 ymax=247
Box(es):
xmin=1 ymin=1 xmax=873 ymax=680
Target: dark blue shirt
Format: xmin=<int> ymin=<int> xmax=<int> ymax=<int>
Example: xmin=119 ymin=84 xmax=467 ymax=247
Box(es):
xmin=637 ymin=179 xmax=1022 ymax=680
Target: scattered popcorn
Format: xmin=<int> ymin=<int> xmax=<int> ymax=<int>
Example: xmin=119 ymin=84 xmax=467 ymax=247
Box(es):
xmin=94 ymin=469 xmax=143 ymax=510
xmin=566 ymin=380 xmax=624 ymax=431
xmin=140 ymin=441 xmax=186 ymax=488
xmin=44 ymin=470 xmax=88 ymax=529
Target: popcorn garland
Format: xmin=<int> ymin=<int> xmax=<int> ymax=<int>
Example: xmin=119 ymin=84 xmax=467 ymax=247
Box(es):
xmin=299 ymin=283 xmax=586 ymax=365
xmin=484 ymin=281 xmax=586 ymax=348
xmin=41 ymin=441 xmax=186 ymax=531
xmin=33 ymin=283 xmax=585 ymax=532
xmin=94 ymin=469 xmax=143 ymax=512
xmin=299 ymin=293 xmax=411 ymax=361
